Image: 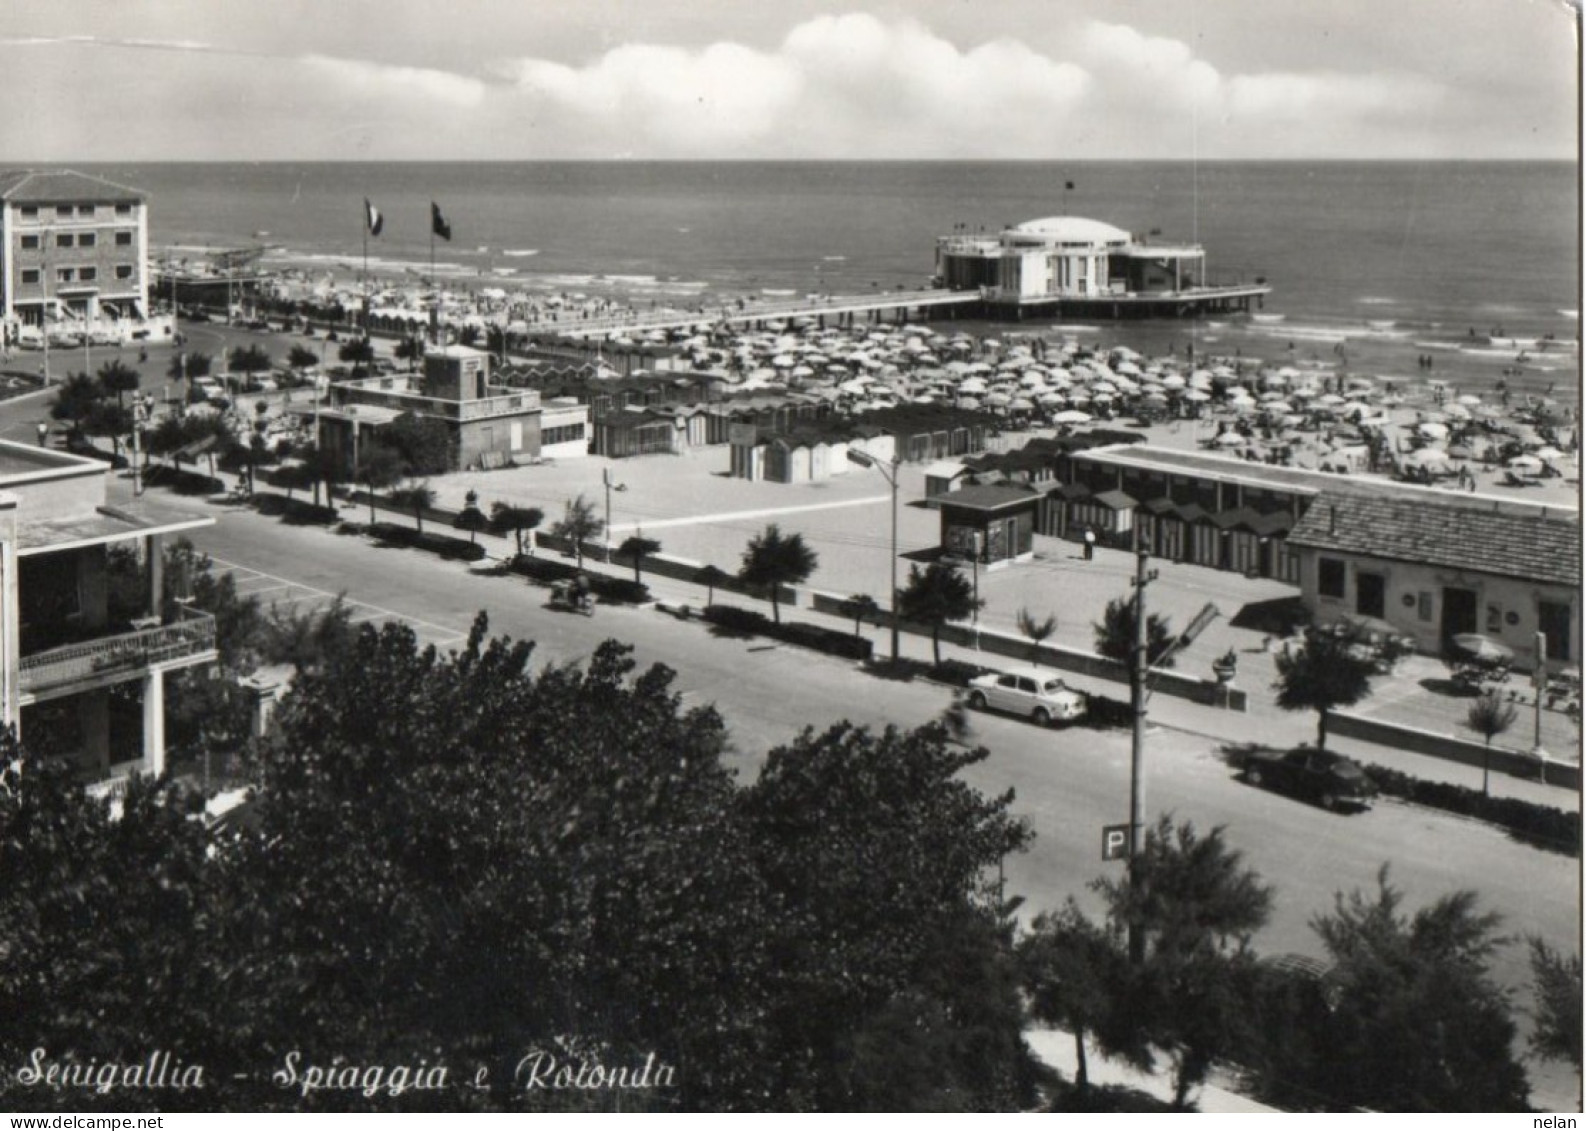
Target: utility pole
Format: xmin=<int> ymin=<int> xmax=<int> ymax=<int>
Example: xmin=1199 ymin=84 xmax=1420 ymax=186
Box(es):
xmin=1128 ymin=546 xmax=1158 ymax=965
xmin=603 ymin=466 xmax=626 ymax=562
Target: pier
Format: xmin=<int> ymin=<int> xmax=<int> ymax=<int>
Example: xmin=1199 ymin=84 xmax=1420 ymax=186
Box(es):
xmin=542 ymin=289 xmax=982 ymax=341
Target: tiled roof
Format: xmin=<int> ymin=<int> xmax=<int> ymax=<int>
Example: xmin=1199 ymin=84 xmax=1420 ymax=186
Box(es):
xmin=0 ymin=169 xmax=144 ymax=204
xmin=1289 ymin=491 xmax=1580 ymax=587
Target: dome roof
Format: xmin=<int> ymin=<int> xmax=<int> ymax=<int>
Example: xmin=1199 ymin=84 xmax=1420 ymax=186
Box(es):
xmin=1004 ymin=216 xmax=1131 ymax=245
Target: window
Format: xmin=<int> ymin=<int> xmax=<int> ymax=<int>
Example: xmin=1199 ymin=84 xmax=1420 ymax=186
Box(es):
xmin=115 ymin=203 xmax=133 ymax=216
xmin=20 ymin=206 xmax=38 ymax=218
xmin=1355 ymin=572 xmax=1386 ymax=618
xmin=55 ymin=268 xmax=74 ymax=283
xmin=55 ymin=205 xmax=72 ymax=219
xmin=78 ymin=267 xmax=96 ymax=282
xmin=115 ymin=231 xmax=133 ymax=246
xmin=1317 ymin=557 xmax=1346 ymax=599
xmin=20 ymin=269 xmax=39 ymax=284
xmin=1417 ymin=591 xmax=1433 ymax=621
xmin=541 ymin=422 xmax=586 ymax=446
xmin=55 ymin=233 xmax=73 ymax=249
xmin=115 ymin=265 xmax=133 ymax=280
xmin=1538 ymin=601 xmax=1572 ymax=663
xmin=77 ymin=205 xmax=95 ymax=218
xmin=20 ymin=234 xmax=39 ymax=250
xmin=77 ymin=233 xmax=95 ymax=248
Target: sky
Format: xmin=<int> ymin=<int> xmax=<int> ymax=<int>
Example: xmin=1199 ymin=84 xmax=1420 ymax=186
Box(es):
xmin=0 ymin=0 xmax=1578 ymax=161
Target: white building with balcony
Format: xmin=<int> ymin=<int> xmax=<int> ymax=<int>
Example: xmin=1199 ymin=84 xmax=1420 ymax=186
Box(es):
xmin=0 ymin=442 xmax=215 ymax=793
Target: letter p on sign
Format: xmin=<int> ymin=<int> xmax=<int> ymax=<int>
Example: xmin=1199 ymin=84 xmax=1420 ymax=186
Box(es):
xmin=1102 ymin=823 xmax=1130 ymax=862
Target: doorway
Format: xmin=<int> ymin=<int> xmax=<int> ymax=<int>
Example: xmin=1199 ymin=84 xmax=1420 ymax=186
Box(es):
xmin=1440 ymin=587 xmax=1478 ymax=641
xmin=1356 ymin=572 xmax=1386 ymax=619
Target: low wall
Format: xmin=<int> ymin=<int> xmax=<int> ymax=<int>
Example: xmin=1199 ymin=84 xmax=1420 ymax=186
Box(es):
xmin=1330 ymin=711 xmax=1578 ymax=791
xmin=805 ymin=590 xmax=1247 ymax=710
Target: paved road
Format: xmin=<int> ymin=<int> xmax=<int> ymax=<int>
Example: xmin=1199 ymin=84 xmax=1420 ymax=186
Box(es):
xmin=164 ymin=489 xmax=1581 ymax=1109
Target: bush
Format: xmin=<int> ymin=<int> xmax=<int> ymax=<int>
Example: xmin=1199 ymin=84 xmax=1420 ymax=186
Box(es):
xmin=702 ymin=605 xmax=871 ymax=661
xmin=586 ymin=575 xmax=650 ymax=605
xmin=143 ymin=465 xmax=225 ymax=496
xmin=1076 ymin=693 xmax=1134 ymax=730
xmin=368 ymin=521 xmax=487 ymax=562
xmin=508 ymin=555 xmax=582 ymax=585
xmin=1363 ymin=762 xmax=1579 ymax=855
xmin=703 ymin=605 xmax=772 ymax=635
xmin=929 ymin=658 xmax=991 ymax=687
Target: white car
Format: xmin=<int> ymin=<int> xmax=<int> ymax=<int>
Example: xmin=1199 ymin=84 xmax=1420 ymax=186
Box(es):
xmin=965 ymin=667 xmax=1088 ymax=726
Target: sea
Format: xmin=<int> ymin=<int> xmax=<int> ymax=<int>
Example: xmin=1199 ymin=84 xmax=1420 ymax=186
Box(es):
xmin=77 ymin=160 xmax=1583 ymax=402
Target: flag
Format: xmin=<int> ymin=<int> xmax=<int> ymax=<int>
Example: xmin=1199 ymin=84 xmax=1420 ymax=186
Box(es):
xmin=364 ymin=199 xmax=383 ymax=237
xmin=431 ymin=202 xmax=452 ymax=241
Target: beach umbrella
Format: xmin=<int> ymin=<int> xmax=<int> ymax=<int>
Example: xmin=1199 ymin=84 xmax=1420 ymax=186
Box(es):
xmin=1457 ymin=394 xmax=1484 ymax=406
xmin=1215 ymin=432 xmax=1247 ymax=447
xmin=1507 ymin=454 xmax=1543 ymax=474
xmin=1182 ymin=389 xmax=1212 ymax=403
xmin=955 ymin=396 xmax=982 ymax=410
xmin=1052 ymin=409 xmax=1093 ymax=424
xmin=1417 ymin=422 xmax=1449 ymax=439
xmin=1160 ymin=373 xmax=1186 ymax=390
xmin=1452 ymin=634 xmax=1515 ymax=663
xmin=1534 ymin=445 xmax=1567 ymax=461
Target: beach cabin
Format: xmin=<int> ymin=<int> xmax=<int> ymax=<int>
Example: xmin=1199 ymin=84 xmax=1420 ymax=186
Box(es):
xmin=1066 ymin=487 xmax=1136 ymax=548
xmin=938 ymin=484 xmax=1041 ymax=567
xmin=924 ymin=460 xmax=971 ymax=503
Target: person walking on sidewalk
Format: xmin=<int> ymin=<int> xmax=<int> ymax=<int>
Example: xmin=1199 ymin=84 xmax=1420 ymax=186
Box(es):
xmin=1083 ymin=527 xmax=1096 ymax=561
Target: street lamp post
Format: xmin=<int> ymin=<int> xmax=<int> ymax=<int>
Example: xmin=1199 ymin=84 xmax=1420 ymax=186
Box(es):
xmin=846 ymin=447 xmax=901 ymax=661
xmin=1127 ymin=547 xmax=1158 ymax=965
xmin=603 ymin=466 xmax=626 ymax=561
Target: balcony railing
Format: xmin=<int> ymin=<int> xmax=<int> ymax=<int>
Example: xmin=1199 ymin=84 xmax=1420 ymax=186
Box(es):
xmin=19 ymin=606 xmax=216 ymax=697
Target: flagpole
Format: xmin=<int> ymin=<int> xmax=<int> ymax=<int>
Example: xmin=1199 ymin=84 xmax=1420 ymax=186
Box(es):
xmin=362 ymin=201 xmax=369 ymax=338
xmin=430 ymin=211 xmax=437 ymax=347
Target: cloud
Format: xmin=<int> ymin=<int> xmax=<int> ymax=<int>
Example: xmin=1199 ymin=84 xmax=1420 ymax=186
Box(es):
xmin=301 ymin=54 xmax=487 ymax=108
xmin=0 ymin=13 xmax=1524 ymax=160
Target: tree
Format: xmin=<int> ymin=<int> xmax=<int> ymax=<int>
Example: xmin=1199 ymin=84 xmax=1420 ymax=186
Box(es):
xmin=618 ymin=533 xmax=662 ymax=584
xmin=1092 ymin=816 xmax=1274 ymax=1109
xmin=1017 ymin=607 xmax=1058 ymax=663
xmin=1305 ymin=868 xmax=1530 ymax=1111
xmin=1528 ymin=938 xmax=1583 ymax=1068
xmin=1020 ymin=901 xmax=1149 ymax=1099
xmin=739 ymin=720 xmax=1036 ymax=1109
xmin=267 ymin=461 xmax=318 ymax=501
xmin=1273 ymin=625 xmax=1380 ymax=750
xmin=355 ymin=443 xmax=403 ymax=525
xmin=739 ymin=524 xmax=818 ymax=626
xmin=394 ymin=335 xmax=425 ymax=372
xmin=454 ymin=489 xmax=489 ymax=545
xmin=896 ymin=561 xmax=981 ymax=665
xmin=841 ymin=593 xmax=880 ymax=637
xmin=389 ymin=481 xmax=436 ymax=534
xmin=489 ymin=501 xmax=543 ymax=557
xmin=338 ymin=336 xmax=374 ymax=377
xmin=49 ymin=371 xmax=104 ymax=430
xmin=1463 ymin=689 xmax=1518 ymax=796
xmin=287 ymin=344 xmax=319 ymax=374
xmin=382 ymin=411 xmax=453 ymax=476
xmin=187 ymin=350 xmax=214 ymax=379
xmin=96 ymin=359 xmax=140 ymax=409
xmin=550 ymin=493 xmax=604 ymax=568
xmin=697 ymin=563 xmax=728 ymax=607
xmin=1092 ymin=594 xmax=1176 ymax=668
xmin=229 ymin=343 xmax=273 ymax=375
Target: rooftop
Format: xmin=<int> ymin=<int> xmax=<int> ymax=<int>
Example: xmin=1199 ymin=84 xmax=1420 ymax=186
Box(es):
xmin=16 ymin=497 xmax=213 ymax=556
xmin=0 ymin=169 xmax=144 ymax=205
xmin=1288 ymin=491 xmax=1581 ymax=588
xmin=1004 ymin=216 xmax=1131 ymax=244
xmin=939 ymin=484 xmax=1043 ymax=512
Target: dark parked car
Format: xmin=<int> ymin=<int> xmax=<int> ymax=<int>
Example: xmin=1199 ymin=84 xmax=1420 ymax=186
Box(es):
xmin=1240 ymin=747 xmax=1377 ymax=811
